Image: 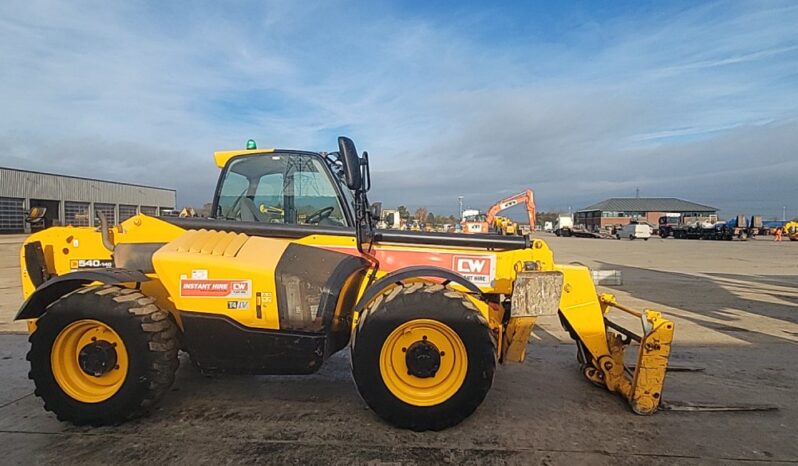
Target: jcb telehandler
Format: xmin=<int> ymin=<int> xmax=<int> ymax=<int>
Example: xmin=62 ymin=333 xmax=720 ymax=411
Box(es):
xmin=16 ymin=137 xmax=674 ymax=431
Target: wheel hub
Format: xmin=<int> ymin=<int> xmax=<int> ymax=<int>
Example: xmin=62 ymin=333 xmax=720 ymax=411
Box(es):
xmin=405 ymin=339 xmax=441 ymax=378
xmin=78 ymin=340 xmax=118 ymax=377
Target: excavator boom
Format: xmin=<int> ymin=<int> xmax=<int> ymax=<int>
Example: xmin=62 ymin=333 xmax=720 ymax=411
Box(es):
xmin=485 ymin=189 xmax=536 ymax=232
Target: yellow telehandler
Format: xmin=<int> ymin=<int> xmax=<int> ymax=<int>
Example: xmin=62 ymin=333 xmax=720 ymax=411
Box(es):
xmin=785 ymin=221 xmax=798 ymax=241
xmin=16 ymin=137 xmax=674 ymax=430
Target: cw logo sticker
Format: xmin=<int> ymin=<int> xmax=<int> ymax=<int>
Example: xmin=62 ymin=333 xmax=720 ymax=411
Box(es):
xmin=452 ymin=255 xmax=495 ymax=287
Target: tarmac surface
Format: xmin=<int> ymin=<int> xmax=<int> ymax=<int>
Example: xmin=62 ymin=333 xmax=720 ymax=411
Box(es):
xmin=1 ymin=232 xmax=797 ymax=465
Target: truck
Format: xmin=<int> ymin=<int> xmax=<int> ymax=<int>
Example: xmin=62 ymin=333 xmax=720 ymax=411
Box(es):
xmin=553 ymin=214 xmax=574 ymax=237
xmin=669 ymin=215 xmax=760 ymax=241
xmin=656 ymin=213 xmax=683 ymax=238
xmin=379 ymin=209 xmax=402 ymax=229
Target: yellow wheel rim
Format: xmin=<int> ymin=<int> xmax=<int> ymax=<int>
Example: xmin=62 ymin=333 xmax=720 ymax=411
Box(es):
xmin=379 ymin=319 xmax=467 ymax=407
xmin=51 ymin=319 xmax=128 ymax=403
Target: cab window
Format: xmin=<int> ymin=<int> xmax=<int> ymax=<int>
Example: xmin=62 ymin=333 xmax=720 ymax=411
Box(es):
xmin=217 ymin=153 xmax=348 ymax=226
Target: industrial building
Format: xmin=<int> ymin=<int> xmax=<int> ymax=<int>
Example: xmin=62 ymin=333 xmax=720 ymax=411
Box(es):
xmin=0 ymin=167 xmax=176 ymax=233
xmin=575 ymin=197 xmax=717 ymax=230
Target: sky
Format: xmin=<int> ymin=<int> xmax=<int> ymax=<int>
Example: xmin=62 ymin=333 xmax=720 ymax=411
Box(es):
xmin=1 ymin=0 xmax=797 ymax=219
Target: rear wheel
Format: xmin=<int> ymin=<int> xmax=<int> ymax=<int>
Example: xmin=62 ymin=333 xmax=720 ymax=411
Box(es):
xmin=27 ymin=285 xmax=179 ymax=425
xmin=352 ymin=283 xmax=496 ymax=431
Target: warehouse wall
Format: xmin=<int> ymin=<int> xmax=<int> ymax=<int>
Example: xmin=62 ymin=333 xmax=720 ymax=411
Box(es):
xmin=0 ymin=167 xmax=176 ymax=233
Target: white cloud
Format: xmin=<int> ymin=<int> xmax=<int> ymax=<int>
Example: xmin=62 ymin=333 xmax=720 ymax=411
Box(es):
xmin=0 ymin=0 xmax=797 ymax=219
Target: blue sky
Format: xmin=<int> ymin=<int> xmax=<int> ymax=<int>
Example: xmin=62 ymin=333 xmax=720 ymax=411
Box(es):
xmin=1 ymin=1 xmax=797 ymax=219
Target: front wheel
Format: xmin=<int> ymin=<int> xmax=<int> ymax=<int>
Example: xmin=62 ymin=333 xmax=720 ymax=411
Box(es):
xmin=352 ymin=283 xmax=496 ymax=431
xmin=27 ymin=285 xmax=179 ymax=426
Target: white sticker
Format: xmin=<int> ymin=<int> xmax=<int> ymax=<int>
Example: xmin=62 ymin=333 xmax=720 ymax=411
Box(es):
xmin=191 ymin=269 xmax=208 ymax=280
xmin=180 ymin=279 xmax=252 ymax=298
xmin=452 ymin=254 xmax=496 ymax=287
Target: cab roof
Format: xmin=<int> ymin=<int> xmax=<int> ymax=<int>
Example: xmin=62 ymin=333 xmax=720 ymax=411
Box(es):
xmin=213 ymin=148 xmax=275 ymax=168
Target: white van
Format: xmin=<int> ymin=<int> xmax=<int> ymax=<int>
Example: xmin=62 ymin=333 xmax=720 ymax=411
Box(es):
xmin=617 ymin=223 xmax=652 ymax=240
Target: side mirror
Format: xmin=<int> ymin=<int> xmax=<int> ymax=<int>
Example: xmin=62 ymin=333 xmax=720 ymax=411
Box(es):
xmin=338 ymin=136 xmax=363 ymax=191
xmin=26 ymin=206 xmax=47 ymax=224
xmin=370 ymin=202 xmax=382 ymax=221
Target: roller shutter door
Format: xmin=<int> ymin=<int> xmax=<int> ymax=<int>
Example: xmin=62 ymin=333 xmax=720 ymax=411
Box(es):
xmin=119 ymin=204 xmax=138 ymax=222
xmin=64 ymin=201 xmax=90 ymax=226
xmin=94 ymin=203 xmax=116 ymax=225
xmin=0 ymin=197 xmax=25 ymax=233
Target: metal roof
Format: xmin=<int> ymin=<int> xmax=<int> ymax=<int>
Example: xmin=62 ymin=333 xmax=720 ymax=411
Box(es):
xmin=0 ymin=166 xmax=175 ymax=192
xmin=578 ymin=198 xmax=717 ymax=213
xmin=0 ymin=166 xmax=175 ymax=207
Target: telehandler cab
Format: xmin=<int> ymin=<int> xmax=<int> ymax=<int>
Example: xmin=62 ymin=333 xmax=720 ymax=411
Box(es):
xmin=16 ymin=137 xmax=674 ymax=431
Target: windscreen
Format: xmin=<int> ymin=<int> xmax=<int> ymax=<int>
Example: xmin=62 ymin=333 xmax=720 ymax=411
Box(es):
xmin=217 ymin=153 xmax=348 ymax=226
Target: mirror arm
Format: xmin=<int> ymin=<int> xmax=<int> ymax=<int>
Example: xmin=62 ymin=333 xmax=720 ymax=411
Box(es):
xmin=354 ymin=187 xmax=380 ymax=286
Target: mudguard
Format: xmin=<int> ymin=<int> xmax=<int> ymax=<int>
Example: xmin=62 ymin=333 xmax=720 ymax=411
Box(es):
xmin=15 ymin=269 xmax=150 ymax=320
xmin=354 ymin=265 xmax=482 ymax=312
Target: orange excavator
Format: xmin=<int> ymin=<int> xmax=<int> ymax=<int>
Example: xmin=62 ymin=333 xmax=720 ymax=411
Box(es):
xmin=462 ymin=190 xmax=536 ymax=235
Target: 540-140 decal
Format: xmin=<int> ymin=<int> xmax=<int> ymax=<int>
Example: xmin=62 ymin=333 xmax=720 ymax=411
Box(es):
xmin=70 ymin=259 xmax=114 ymax=269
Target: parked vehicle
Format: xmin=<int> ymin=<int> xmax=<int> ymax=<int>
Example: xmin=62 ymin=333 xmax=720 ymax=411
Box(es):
xmin=617 ymin=223 xmax=652 ymax=240
xmin=553 ymin=214 xmax=574 ymax=237
xmin=656 ymin=213 xmax=682 ymax=238
xmin=669 ymin=215 xmax=758 ymax=241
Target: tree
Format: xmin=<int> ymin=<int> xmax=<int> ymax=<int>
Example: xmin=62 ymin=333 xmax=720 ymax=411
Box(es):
xmin=426 ymin=212 xmax=436 ymax=226
xmin=536 ymin=211 xmax=560 ymax=225
xmin=397 ymin=205 xmax=410 ymax=220
xmin=198 ymin=202 xmax=214 ymax=217
xmin=414 ymin=207 xmax=428 ymax=222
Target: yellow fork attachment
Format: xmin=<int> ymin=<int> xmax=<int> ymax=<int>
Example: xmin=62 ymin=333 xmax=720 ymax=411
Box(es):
xmin=569 ymin=293 xmax=674 ymax=415
xmin=600 ymin=294 xmax=674 ymax=414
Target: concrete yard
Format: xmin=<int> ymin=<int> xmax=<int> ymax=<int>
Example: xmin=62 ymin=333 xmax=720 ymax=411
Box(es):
xmin=1 ymin=233 xmax=797 ymax=464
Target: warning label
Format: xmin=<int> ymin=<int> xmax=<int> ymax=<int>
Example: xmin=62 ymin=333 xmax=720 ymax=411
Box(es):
xmin=180 ymin=279 xmax=252 ymax=298
xmin=452 ymin=255 xmax=495 ymax=287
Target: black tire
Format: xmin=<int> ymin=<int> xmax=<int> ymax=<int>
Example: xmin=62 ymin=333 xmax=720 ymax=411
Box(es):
xmin=27 ymin=285 xmax=179 ymax=426
xmin=351 ymin=282 xmax=496 ymax=431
